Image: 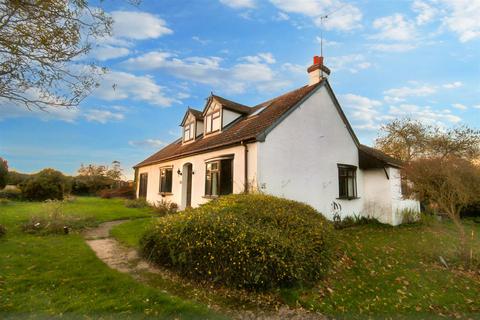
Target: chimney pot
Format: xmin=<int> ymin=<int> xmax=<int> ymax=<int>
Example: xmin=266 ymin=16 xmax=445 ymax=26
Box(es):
xmin=307 ymin=55 xmax=330 ymax=86
xmin=313 ymin=55 xmax=323 ymax=65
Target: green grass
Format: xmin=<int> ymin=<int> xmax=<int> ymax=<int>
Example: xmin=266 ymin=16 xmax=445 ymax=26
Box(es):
xmin=110 ymin=217 xmax=158 ymax=248
xmin=112 ymin=217 xmax=480 ymax=319
xmin=0 ymin=197 xmax=224 ymax=319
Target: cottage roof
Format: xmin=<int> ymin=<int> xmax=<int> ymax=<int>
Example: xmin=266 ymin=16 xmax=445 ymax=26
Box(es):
xmin=135 ymin=81 xmax=323 ymax=168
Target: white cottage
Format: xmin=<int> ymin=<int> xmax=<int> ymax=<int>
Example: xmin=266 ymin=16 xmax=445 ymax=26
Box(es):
xmin=134 ymin=56 xmax=420 ymax=225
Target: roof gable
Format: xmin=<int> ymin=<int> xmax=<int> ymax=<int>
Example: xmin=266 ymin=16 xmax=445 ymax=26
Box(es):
xmin=180 ymin=108 xmax=203 ymax=126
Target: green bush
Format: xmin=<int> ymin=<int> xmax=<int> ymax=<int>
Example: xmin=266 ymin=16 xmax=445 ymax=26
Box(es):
xmin=333 ymin=213 xmax=383 ymax=229
xmin=21 ymin=168 xmax=68 ymax=201
xmin=140 ymin=194 xmax=335 ymax=290
xmin=98 ymin=186 xmax=135 ymax=199
xmin=0 ymin=185 xmax=22 ymax=200
xmin=0 ymin=224 xmax=6 ymax=237
xmin=125 ymin=198 xmax=149 ymax=208
xmin=152 ymin=200 xmax=178 ymax=215
xmin=400 ymin=208 xmax=421 ymax=224
xmin=0 ymin=198 xmax=11 ymax=205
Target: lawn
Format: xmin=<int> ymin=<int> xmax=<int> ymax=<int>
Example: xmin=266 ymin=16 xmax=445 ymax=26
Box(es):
xmin=112 ymin=216 xmax=480 ymax=319
xmin=0 ymin=197 xmax=224 ymax=319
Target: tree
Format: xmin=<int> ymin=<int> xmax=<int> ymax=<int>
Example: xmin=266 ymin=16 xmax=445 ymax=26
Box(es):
xmin=375 ymin=118 xmax=429 ymax=162
xmin=21 ymin=168 xmax=68 ymax=201
xmin=405 ymin=156 xmax=480 ymax=263
xmin=429 ymin=125 xmax=480 ymax=160
xmin=0 ymin=0 xmax=111 ymax=110
xmin=0 ymin=157 xmax=8 ymax=189
xmin=375 ymin=119 xmax=480 ymax=163
xmin=75 ymin=163 xmax=112 ymax=193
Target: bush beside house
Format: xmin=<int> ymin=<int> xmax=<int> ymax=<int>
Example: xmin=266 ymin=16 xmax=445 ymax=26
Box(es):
xmin=140 ymin=194 xmax=335 ymax=290
xmin=20 ymin=169 xmax=68 ymax=201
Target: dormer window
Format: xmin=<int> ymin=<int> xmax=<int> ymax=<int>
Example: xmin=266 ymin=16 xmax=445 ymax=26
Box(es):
xmin=205 ymin=110 xmax=221 ymax=134
xmin=183 ymin=122 xmax=194 ymax=142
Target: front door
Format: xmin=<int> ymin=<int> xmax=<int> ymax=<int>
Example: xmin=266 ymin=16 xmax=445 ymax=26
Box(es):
xmin=138 ymin=173 xmax=148 ymax=198
xmin=181 ymin=163 xmax=193 ymax=208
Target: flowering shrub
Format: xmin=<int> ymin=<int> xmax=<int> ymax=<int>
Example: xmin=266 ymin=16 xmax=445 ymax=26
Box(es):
xmin=140 ymin=194 xmax=335 ymax=290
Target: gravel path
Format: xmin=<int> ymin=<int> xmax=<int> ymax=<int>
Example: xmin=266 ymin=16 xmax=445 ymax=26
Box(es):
xmin=83 ymin=220 xmax=326 ymax=320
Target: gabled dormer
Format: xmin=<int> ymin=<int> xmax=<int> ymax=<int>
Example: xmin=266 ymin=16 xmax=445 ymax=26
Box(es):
xmin=202 ymin=94 xmax=251 ymax=137
xmin=180 ymin=108 xmax=204 ymax=144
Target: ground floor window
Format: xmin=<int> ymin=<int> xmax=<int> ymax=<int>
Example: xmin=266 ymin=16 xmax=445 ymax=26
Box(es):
xmin=205 ymin=158 xmax=233 ymax=196
xmin=139 ymin=173 xmax=148 ymax=198
xmin=338 ymin=164 xmax=357 ymax=199
xmin=159 ymin=167 xmax=173 ymax=193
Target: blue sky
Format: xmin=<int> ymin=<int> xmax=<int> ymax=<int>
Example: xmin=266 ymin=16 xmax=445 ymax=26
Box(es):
xmin=1 ymin=0 xmax=479 ymax=179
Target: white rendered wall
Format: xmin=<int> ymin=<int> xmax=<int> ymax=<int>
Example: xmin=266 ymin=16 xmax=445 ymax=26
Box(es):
xmin=136 ymin=143 xmax=258 ymax=209
xmin=363 ymin=167 xmax=421 ymax=225
xmin=222 ymin=109 xmax=242 ymax=127
xmin=256 ymin=85 xmax=364 ymax=220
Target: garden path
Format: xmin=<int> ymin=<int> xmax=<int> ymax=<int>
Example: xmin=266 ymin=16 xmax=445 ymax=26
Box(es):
xmin=83 ymin=220 xmax=326 ymax=320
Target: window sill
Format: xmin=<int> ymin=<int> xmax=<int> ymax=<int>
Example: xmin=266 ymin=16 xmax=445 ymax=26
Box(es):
xmin=202 ymin=195 xmax=219 ymax=199
xmin=159 ymin=192 xmax=173 ymax=197
xmin=336 ymin=197 xmax=360 ymax=201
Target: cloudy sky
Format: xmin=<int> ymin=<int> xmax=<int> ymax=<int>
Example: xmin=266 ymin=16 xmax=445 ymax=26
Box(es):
xmin=1 ymin=0 xmax=479 ymax=178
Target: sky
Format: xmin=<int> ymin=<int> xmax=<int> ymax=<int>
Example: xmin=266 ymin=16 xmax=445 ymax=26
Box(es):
xmin=1 ymin=0 xmax=479 ymax=179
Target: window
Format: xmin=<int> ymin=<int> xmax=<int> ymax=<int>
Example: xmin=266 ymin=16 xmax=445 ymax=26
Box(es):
xmin=338 ymin=164 xmax=357 ymax=199
xmin=205 ymin=111 xmax=221 ymax=134
xmin=184 ymin=122 xmax=194 ymax=141
xmin=205 ymin=158 xmax=233 ymax=196
xmin=159 ymin=167 xmax=173 ymax=193
xmin=138 ymin=173 xmax=148 ymax=198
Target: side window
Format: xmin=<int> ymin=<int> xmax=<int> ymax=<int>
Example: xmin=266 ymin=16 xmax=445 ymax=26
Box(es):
xmin=184 ymin=123 xmax=194 ymax=141
xmin=338 ymin=164 xmax=357 ymax=199
xmin=159 ymin=167 xmax=173 ymax=193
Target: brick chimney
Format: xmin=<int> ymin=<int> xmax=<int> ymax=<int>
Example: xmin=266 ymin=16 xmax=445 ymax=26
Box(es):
xmin=307 ymin=55 xmax=330 ymax=86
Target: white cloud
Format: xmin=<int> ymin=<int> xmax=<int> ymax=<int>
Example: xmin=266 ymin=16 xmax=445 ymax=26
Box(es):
xmin=370 ymin=43 xmax=417 ymax=52
xmin=328 ymin=54 xmax=372 ymax=73
xmin=389 ymin=104 xmax=462 ymax=125
xmin=219 ymin=0 xmax=256 ymax=9
xmin=192 ymin=36 xmax=210 ymax=45
xmin=241 ymin=52 xmax=276 ymax=64
xmin=129 ymin=139 xmax=167 ymax=148
xmin=123 ymin=51 xmax=290 ymax=95
xmin=83 ymin=109 xmax=125 ymax=123
xmin=452 ymin=103 xmax=468 ymax=110
xmin=89 ymin=45 xmax=130 ymax=61
xmin=441 ymin=0 xmax=480 ymax=42
xmin=111 ymin=11 xmax=173 ymax=40
xmin=281 ymin=62 xmax=305 ymax=74
xmin=384 ymin=84 xmax=437 ymax=102
xmin=443 ymin=81 xmax=463 ymax=89
xmin=412 ymin=0 xmax=438 ymax=25
xmin=372 ymin=14 xmax=416 ymax=41
xmin=274 ymin=11 xmax=290 ymax=21
xmin=315 ymin=36 xmax=341 ymax=47
xmin=340 ymin=93 xmax=387 ymax=130
xmin=93 ymin=70 xmax=176 ymax=107
xmin=269 ymin=0 xmax=362 ymax=31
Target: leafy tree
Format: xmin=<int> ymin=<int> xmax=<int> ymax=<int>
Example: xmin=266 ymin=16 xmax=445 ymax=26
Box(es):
xmin=406 ymin=157 xmax=480 ymax=264
xmin=375 ymin=118 xmax=429 ymax=162
xmin=375 ymin=119 xmax=480 ymax=163
xmin=0 ymin=0 xmax=111 ymax=109
xmin=21 ymin=168 xmax=68 ymax=201
xmin=6 ymin=170 xmax=31 ymax=186
xmin=0 ymin=157 xmax=8 ymax=189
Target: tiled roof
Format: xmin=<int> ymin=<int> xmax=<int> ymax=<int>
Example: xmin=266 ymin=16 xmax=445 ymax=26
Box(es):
xmin=210 ymin=94 xmax=251 ymax=114
xmin=134 ymin=81 xmax=323 ymax=168
xmin=359 ymin=144 xmax=403 ymax=169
